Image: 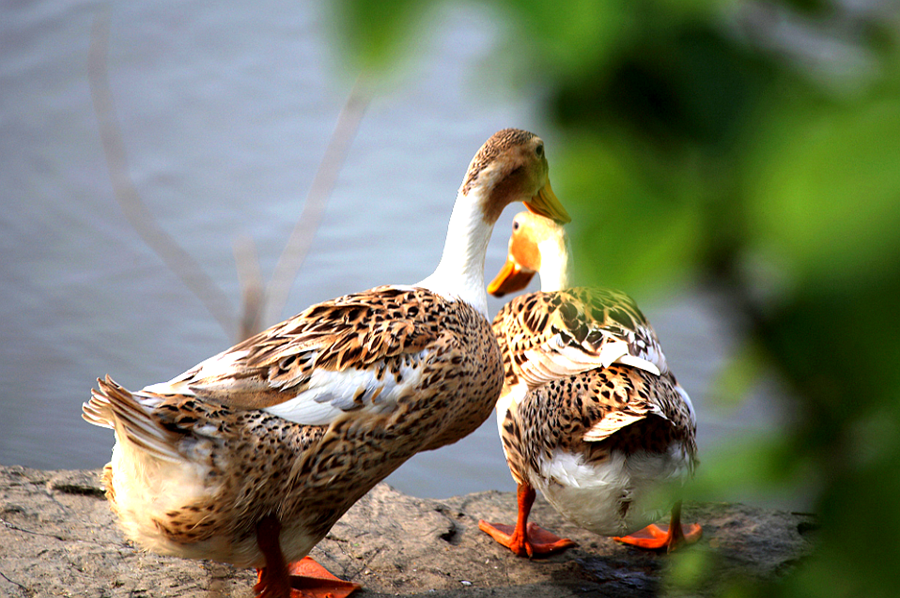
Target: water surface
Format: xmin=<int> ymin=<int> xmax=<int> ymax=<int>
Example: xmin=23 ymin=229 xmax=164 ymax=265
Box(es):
xmin=0 ymin=0 xmax=781 ymax=499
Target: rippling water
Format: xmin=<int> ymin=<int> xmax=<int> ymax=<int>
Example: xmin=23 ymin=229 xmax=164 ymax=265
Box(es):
xmin=0 ymin=0 xmax=781 ymax=499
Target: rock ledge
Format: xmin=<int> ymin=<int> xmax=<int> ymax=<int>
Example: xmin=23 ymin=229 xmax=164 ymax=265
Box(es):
xmin=0 ymin=466 xmax=813 ymax=597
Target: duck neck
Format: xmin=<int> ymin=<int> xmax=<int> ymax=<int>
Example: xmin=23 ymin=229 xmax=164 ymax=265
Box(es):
xmin=416 ymin=190 xmax=492 ymax=317
xmin=538 ymin=234 xmax=573 ymax=292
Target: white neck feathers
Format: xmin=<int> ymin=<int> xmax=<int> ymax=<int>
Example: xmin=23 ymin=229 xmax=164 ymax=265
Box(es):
xmin=415 ymin=189 xmax=492 ymax=317
xmin=537 ymin=231 xmax=573 ymax=292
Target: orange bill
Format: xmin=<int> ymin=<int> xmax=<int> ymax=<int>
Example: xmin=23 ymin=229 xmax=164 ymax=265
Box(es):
xmin=525 ymin=182 xmax=571 ymax=224
xmin=488 ymin=259 xmax=537 ymax=297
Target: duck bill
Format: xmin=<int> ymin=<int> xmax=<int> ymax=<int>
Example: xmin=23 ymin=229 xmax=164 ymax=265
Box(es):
xmin=487 ymin=259 xmax=537 ymax=297
xmin=525 ymin=182 xmax=571 ymax=224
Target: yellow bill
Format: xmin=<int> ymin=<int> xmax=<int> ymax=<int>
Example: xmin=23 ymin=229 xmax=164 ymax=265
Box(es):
xmin=524 ymin=182 xmax=571 ymax=224
xmin=487 ymin=259 xmax=537 ymax=297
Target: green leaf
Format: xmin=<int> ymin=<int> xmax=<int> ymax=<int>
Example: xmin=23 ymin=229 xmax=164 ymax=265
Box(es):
xmin=330 ymin=0 xmax=436 ymax=73
xmin=558 ymin=133 xmax=705 ymax=294
xmin=745 ymin=92 xmax=900 ymax=292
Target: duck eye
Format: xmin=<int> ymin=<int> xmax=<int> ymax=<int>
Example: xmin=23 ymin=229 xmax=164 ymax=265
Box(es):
xmin=535 ymin=143 xmax=544 ymax=157
xmin=513 ymin=221 xmax=520 ymax=231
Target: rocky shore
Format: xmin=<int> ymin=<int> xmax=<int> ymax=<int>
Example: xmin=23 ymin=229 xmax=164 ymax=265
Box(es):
xmin=0 ymin=466 xmax=813 ymax=597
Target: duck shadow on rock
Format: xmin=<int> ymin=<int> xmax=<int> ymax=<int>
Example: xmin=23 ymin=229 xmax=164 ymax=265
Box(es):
xmin=320 ymin=486 xmax=814 ymax=597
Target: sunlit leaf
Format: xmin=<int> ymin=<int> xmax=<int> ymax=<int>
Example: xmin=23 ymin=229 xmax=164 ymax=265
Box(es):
xmin=330 ymin=0 xmax=437 ymax=73
xmin=493 ymin=0 xmax=635 ymax=78
xmin=745 ymin=93 xmax=900 ymax=292
xmin=666 ymin=546 xmax=714 ymax=591
xmin=558 ymin=134 xmax=705 ymax=294
xmin=685 ymin=430 xmax=820 ymax=508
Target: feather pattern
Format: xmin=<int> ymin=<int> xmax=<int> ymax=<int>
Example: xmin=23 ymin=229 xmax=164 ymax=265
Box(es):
xmin=81 ymin=129 xmax=571 ymax=593
xmin=498 ymin=287 xmax=670 ymax=390
xmin=156 ymin=286 xmax=440 ymax=421
xmin=488 ymin=212 xmax=697 ymax=538
xmin=85 ymin=285 xmax=505 ymax=567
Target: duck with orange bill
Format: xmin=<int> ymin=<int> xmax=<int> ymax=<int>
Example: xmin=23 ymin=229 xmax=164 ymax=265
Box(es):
xmin=478 ymin=211 xmax=700 ymax=557
xmin=83 ymin=130 xmax=571 ymax=598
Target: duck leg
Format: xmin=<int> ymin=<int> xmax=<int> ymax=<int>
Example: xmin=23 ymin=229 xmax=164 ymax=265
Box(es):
xmin=479 ymin=483 xmax=576 ymax=557
xmin=612 ymin=501 xmax=702 ymax=552
xmin=254 ymin=515 xmax=361 ymax=598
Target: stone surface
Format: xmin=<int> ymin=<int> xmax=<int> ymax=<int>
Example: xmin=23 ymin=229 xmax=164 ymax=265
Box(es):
xmin=0 ymin=466 xmax=814 ymax=597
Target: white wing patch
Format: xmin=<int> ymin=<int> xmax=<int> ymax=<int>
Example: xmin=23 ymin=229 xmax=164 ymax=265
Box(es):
xmin=582 ymin=403 xmax=666 ymax=443
xmin=520 ymin=335 xmax=660 ymax=388
xmin=263 ymin=349 xmax=429 ymax=425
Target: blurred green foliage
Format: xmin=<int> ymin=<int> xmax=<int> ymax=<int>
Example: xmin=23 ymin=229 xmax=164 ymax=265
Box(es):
xmin=333 ymin=1 xmax=900 ymax=595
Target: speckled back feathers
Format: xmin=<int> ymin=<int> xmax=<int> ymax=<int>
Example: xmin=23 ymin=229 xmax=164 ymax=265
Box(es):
xmin=492 ymin=287 xmax=696 ymax=488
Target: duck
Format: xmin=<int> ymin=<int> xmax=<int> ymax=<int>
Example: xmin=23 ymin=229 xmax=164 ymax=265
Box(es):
xmin=478 ymin=211 xmax=700 ymax=557
xmin=82 ymin=129 xmax=571 ymax=598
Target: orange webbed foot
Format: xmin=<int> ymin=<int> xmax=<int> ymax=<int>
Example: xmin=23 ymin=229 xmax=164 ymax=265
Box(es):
xmin=255 ymin=514 xmax=361 ymax=598
xmin=256 ymin=558 xmax=360 ymax=598
xmin=288 ymin=557 xmax=361 ymax=598
xmin=613 ymin=522 xmax=702 ymax=552
xmin=479 ymin=519 xmax=576 ymax=558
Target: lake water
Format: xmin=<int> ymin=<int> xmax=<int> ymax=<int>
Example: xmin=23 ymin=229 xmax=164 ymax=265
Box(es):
xmin=0 ymin=0 xmax=782 ymax=499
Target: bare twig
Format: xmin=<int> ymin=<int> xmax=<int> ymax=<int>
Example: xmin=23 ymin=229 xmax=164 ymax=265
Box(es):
xmin=89 ymin=12 xmax=369 ymax=341
xmin=88 ymin=12 xmax=236 ymax=338
xmin=233 ymin=236 xmax=264 ymax=342
xmin=263 ymin=78 xmax=371 ymax=325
